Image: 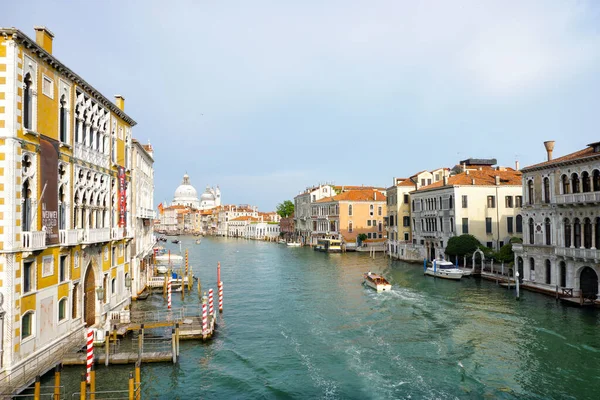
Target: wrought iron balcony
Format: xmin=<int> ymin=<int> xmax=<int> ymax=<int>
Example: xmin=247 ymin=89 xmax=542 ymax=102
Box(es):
xmin=22 ymin=230 xmax=46 ymax=251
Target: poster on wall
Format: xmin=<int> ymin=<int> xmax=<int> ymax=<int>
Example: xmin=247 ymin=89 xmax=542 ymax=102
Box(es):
xmin=39 ymin=136 xmax=59 ymax=245
xmin=118 ymin=166 xmax=127 ymax=227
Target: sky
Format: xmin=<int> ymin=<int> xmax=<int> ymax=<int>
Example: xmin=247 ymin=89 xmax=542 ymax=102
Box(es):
xmin=4 ymin=0 xmax=600 ymax=210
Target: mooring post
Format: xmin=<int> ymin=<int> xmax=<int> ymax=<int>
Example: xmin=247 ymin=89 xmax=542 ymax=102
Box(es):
xmin=105 ymin=330 xmax=110 ymax=366
xmin=181 ymin=277 xmax=185 ymax=301
xmin=135 ymin=361 xmax=141 ymax=400
xmin=175 ymin=323 xmax=180 ymax=357
xmin=138 ymin=328 xmax=143 ymax=361
xmin=34 ymin=375 xmax=41 ymax=400
xmin=90 ymin=363 xmax=96 ymax=400
xmin=197 ymin=279 xmax=201 ymax=299
xmin=80 ymin=373 xmax=87 ymax=400
xmin=171 ymin=327 xmax=177 ymax=363
xmin=54 ymin=363 xmax=62 ymax=400
xmin=113 ymin=324 xmax=118 ymax=343
xmin=516 ymin=271 xmax=520 ymax=300
xmin=128 ymin=371 xmax=135 ymax=400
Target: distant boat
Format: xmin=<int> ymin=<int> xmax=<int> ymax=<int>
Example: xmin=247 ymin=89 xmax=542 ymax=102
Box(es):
xmin=195 ymin=238 xmax=201 ymax=245
xmin=172 ymin=239 xmax=181 ymax=244
xmin=278 ymin=240 xmax=287 ymax=244
xmin=363 ymin=272 xmax=391 ymax=292
xmin=425 ymin=260 xmax=463 ymax=280
xmin=156 ymin=265 xmax=168 ymax=274
xmin=287 ymin=242 xmax=301 ymax=247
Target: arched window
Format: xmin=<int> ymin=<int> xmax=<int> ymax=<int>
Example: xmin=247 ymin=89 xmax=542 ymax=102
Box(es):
xmin=593 ymin=170 xmax=600 ymax=192
xmin=59 ymin=95 xmax=67 ymax=143
xmin=545 ymin=218 xmax=551 ymax=245
xmin=561 ymin=174 xmax=570 ymax=194
xmin=564 ymin=219 xmax=572 ymax=247
xmin=528 ymin=218 xmax=534 ymax=244
xmin=516 ymin=215 xmax=523 ymax=233
xmin=348 ymin=204 xmax=352 ymax=216
xmin=111 ymin=278 xmax=116 ymax=295
xmin=582 ymin=171 xmax=591 ymax=193
xmin=583 ymin=218 xmax=592 ymax=249
xmin=573 ymin=218 xmax=581 ymax=248
xmin=559 ymin=261 xmax=566 ymax=287
xmin=58 ymin=185 xmax=66 ymax=230
xmin=389 ymin=215 xmax=394 ymax=227
xmin=412 ymin=200 xmax=415 ymax=211
xmin=545 ymin=260 xmax=551 ymax=285
xmin=449 ymin=195 xmax=453 ymax=209
xmin=527 ymin=180 xmax=534 ymax=204
xmin=529 ymin=258 xmax=536 ymax=281
xmin=23 ymin=73 xmax=33 ymax=130
xmin=571 ymin=173 xmax=580 ymax=193
xmin=543 ymin=177 xmax=550 ymax=203
xmin=450 ymin=217 xmax=454 ymax=232
xmin=22 ymin=179 xmax=32 ymax=232
xmin=22 ymin=311 xmax=34 ymax=339
xmin=58 ymin=298 xmax=68 ymax=321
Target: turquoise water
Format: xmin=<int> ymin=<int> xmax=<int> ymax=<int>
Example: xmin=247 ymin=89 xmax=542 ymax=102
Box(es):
xmin=44 ymin=237 xmax=600 ymax=399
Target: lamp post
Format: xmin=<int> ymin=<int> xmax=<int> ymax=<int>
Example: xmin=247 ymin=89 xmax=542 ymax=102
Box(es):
xmin=515 ymin=271 xmax=520 ymax=300
xmin=125 ymin=275 xmax=132 ymax=291
xmin=96 ymin=286 xmax=105 ymax=302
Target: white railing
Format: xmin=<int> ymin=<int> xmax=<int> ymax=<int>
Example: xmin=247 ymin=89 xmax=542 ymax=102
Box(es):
xmin=59 ymin=229 xmax=83 ymax=246
xmin=512 ymin=243 xmax=523 ymax=252
xmin=74 ymin=144 xmax=110 ymax=169
xmin=112 ymin=227 xmax=124 ymax=240
xmin=555 ymin=192 xmax=600 ymax=205
xmin=22 ymin=230 xmax=46 ymax=250
xmin=83 ymin=227 xmax=110 ymax=243
xmin=137 ymin=207 xmax=156 ymax=219
xmin=556 ymin=247 xmax=600 ymax=260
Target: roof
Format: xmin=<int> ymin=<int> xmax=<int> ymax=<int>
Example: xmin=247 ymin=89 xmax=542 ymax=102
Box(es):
xmin=0 ymin=27 xmax=136 ymax=126
xmin=522 ymin=143 xmax=600 ymax=171
xmin=230 ymin=216 xmax=260 ymax=222
xmin=415 ymin=169 xmax=522 ymax=192
xmin=397 ymin=179 xmax=416 ymax=187
xmin=316 ymin=189 xmax=387 ymax=203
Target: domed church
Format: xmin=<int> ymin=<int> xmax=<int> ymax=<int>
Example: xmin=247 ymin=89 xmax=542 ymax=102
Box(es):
xmin=171 ymin=173 xmax=220 ymax=210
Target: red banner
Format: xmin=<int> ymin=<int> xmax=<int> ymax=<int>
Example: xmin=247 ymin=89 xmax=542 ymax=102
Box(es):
xmin=118 ymin=166 xmax=127 ymax=227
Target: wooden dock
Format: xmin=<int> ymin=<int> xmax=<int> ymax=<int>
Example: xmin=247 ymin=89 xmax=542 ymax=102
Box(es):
xmin=62 ymin=352 xmax=173 ymax=365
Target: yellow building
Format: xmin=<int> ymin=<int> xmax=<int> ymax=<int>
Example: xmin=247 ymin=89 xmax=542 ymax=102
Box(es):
xmin=0 ymin=27 xmax=139 ymax=389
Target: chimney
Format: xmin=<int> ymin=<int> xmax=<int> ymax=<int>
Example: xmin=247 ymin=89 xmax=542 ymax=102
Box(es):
xmin=115 ymin=95 xmax=125 ymax=111
xmin=515 ymin=160 xmax=520 ymax=170
xmin=443 ymin=176 xmax=448 ymax=186
xmin=34 ymin=26 xmax=54 ymax=54
xmin=495 ymin=176 xmax=500 ymax=185
xmin=465 ymin=170 xmax=470 ymax=175
xmin=471 ymin=178 xmax=475 ymax=185
xmin=374 ymin=192 xmax=377 ymax=201
xmin=544 ymin=141 xmax=555 ymax=161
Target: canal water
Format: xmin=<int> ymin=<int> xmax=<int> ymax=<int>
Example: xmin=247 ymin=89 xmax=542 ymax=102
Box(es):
xmin=47 ymin=237 xmax=599 ymax=399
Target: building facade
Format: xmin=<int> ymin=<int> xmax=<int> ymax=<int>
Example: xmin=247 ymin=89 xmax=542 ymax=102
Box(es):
xmin=386 ymin=178 xmax=416 ymax=258
xmin=0 ymin=27 xmax=142 ymax=385
xmin=514 ymin=141 xmax=600 ymax=299
xmin=294 ymin=185 xmax=336 ymax=245
xmin=216 ymin=205 xmax=258 ymax=237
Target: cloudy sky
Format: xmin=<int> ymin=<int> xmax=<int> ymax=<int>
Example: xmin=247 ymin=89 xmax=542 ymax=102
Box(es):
xmin=4 ymin=1 xmax=600 ymax=210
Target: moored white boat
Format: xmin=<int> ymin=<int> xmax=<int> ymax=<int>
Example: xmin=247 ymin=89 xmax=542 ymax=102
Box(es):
xmin=156 ymin=265 xmax=168 ymax=274
xmin=363 ymin=272 xmax=392 ymax=292
xmin=287 ymin=242 xmax=301 ymax=247
xmin=424 ymin=260 xmax=463 ymax=280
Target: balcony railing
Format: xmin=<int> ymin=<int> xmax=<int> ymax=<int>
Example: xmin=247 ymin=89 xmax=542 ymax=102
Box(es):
xmin=59 ymin=229 xmax=84 ymax=246
xmin=556 ymin=247 xmax=600 ymax=260
xmin=83 ymin=227 xmax=110 ymax=244
xmin=112 ymin=227 xmax=124 ymax=240
xmin=512 ymin=243 xmax=523 ymax=253
xmin=555 ymin=192 xmax=600 ymax=205
xmin=137 ymin=207 xmax=156 ymax=219
xmin=74 ymin=143 xmax=110 ymax=168
xmin=22 ymin=230 xmax=46 ymax=250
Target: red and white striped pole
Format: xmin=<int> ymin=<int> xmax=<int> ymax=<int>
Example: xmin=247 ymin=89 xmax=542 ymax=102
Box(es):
xmin=218 ymin=282 xmax=223 ymax=313
xmin=217 ymin=262 xmax=221 ymax=284
xmin=86 ymin=328 xmax=94 ymax=383
xmin=167 ymin=278 xmax=172 ymax=309
xmin=202 ymin=302 xmax=208 ymax=333
xmin=208 ymin=288 xmax=214 ymax=315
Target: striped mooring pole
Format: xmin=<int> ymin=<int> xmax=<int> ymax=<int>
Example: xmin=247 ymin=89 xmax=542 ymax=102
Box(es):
xmin=167 ymin=278 xmax=172 ymax=309
xmin=202 ymin=302 xmax=208 ymax=333
xmin=218 ymin=281 xmax=223 ymax=313
xmin=208 ymin=288 xmax=214 ymax=315
xmin=185 ymin=249 xmax=189 ymax=277
xmin=217 ymin=262 xmax=221 ymax=283
xmin=86 ymin=328 xmax=94 ymax=383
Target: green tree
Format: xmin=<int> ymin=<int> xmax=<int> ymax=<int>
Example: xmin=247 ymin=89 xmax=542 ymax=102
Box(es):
xmin=445 ymin=234 xmax=481 ymax=257
xmin=494 ymin=243 xmax=515 ymax=263
xmin=276 ymin=200 xmax=295 ymax=218
xmin=357 ymin=233 xmax=368 ymax=243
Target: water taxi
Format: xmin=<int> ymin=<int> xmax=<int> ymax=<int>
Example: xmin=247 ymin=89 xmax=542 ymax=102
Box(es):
xmin=287 ymin=242 xmax=301 ymax=247
xmin=316 ymin=238 xmax=342 ymax=253
xmin=424 ymin=260 xmax=463 ymax=280
xmin=363 ymin=272 xmax=392 ymax=292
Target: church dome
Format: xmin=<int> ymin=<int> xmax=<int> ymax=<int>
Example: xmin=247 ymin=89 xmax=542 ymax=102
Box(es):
xmin=173 ymin=174 xmax=199 ymax=207
xmin=200 ymin=186 xmax=215 ymax=202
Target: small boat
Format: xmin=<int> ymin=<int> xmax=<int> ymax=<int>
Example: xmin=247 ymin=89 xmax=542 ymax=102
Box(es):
xmin=425 ymin=260 xmax=463 ymax=280
xmin=363 ymin=272 xmax=391 ymax=292
xmin=287 ymin=242 xmax=301 ymax=247
xmin=172 ymin=239 xmax=181 ymax=244
xmin=195 ymin=239 xmax=201 ymax=245
xmin=156 ymin=266 xmax=168 ymax=274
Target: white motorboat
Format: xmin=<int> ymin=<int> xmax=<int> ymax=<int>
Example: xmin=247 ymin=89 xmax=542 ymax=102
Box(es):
xmin=424 ymin=260 xmax=463 ymax=280
xmin=156 ymin=265 xmax=168 ymax=274
xmin=459 ymin=268 xmax=472 ymax=277
xmin=287 ymin=242 xmax=301 ymax=247
xmin=363 ymin=272 xmax=392 ymax=292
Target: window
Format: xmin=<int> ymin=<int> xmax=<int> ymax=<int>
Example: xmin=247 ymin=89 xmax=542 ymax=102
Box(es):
xmin=448 ymin=195 xmax=453 ymax=209
xmin=72 ymin=283 xmax=79 ymax=319
xmin=111 ymin=278 xmax=116 ymax=295
xmin=24 ymin=73 xmax=33 ymax=130
xmin=545 ymin=218 xmax=551 ymax=245
xmin=378 ymin=206 xmax=382 ymax=216
xmin=515 ymin=196 xmax=523 ymax=208
xmin=348 ymin=221 xmax=353 ymax=233
xmin=462 ymin=218 xmax=469 ymax=234
xmin=572 ymin=173 xmax=580 ymax=193
xmin=528 ymin=218 xmax=534 ymax=244
xmin=348 ymin=205 xmax=353 ymax=216
xmin=561 ymin=174 xmax=570 ymax=194
xmin=59 ymin=255 xmax=67 ymax=282
xmin=505 ymin=196 xmax=513 ymax=208
xmin=369 ymin=205 xmax=374 ymax=216
xmin=404 ymin=194 xmax=409 ymax=204
xmin=440 ymin=217 xmax=443 ymax=232
xmin=487 ymin=196 xmax=496 ymax=208
xmin=378 ymin=222 xmax=382 ymax=232
xmin=112 ymin=247 xmax=116 ymax=267
xmin=403 ymin=216 xmax=410 ymax=227
xmin=527 ymin=180 xmax=534 ymax=204
xmin=559 ymin=262 xmax=566 ymax=287
xmin=427 ymin=179 xmax=432 ymax=185
xmin=22 ymin=312 xmax=34 ymax=339
xmin=59 ymin=95 xmax=67 ymax=143
xmin=543 ymin=177 xmax=551 ymax=203
xmin=372 ymin=220 xmax=376 ymax=227
xmin=564 ymin=219 xmax=571 ymax=247
xmin=367 ymin=220 xmax=372 ymax=227
xmin=507 ymin=217 xmax=514 ymax=234
xmin=545 ymin=260 xmax=551 ymax=285
xmin=516 ymin=215 xmax=523 ymax=233
xmin=421 ymin=179 xmax=425 ymax=187
xmin=486 ymin=242 xmax=493 ymax=248
xmin=530 ymin=258 xmax=536 ymax=282
xmin=23 ymin=260 xmax=34 ymax=294
xmin=462 ymin=195 xmax=468 ymax=208
xmin=404 ymin=232 xmax=409 ymax=241
xmin=367 ymin=233 xmax=372 ymax=239
xmin=450 ymin=218 xmax=454 ymax=232
xmin=58 ymin=298 xmax=67 ymax=321
xmin=42 ymin=75 xmax=53 ymax=98
xmin=486 ymin=218 xmax=492 ymax=234
xmin=379 ymin=234 xmax=382 ymax=239
xmin=574 ymin=218 xmax=581 ymax=248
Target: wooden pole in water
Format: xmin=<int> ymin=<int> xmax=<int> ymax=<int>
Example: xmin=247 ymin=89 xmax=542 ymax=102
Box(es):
xmin=34 ymin=375 xmax=41 ymax=400
xmin=175 ymin=323 xmax=180 ymax=357
xmin=171 ymin=327 xmax=177 ymax=363
xmin=128 ymin=372 xmax=135 ymax=400
xmin=80 ymin=373 xmax=87 ymax=400
xmin=90 ymin=363 xmax=96 ymax=400
xmin=138 ymin=328 xmax=143 ymax=361
xmin=105 ymin=330 xmax=110 ymax=366
xmin=135 ymin=361 xmax=141 ymax=400
xmin=197 ymin=278 xmax=201 ymax=299
xmin=54 ymin=364 xmax=62 ymax=400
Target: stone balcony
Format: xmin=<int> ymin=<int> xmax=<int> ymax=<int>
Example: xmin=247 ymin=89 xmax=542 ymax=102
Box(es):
xmin=82 ymin=227 xmax=110 ymax=244
xmin=22 ymin=230 xmax=46 ymax=251
xmin=555 ymin=192 xmax=600 ymax=206
xmin=137 ymin=207 xmax=156 ymax=219
xmin=74 ymin=143 xmax=110 ymax=169
xmin=59 ymin=229 xmax=84 ymax=246
xmin=556 ymin=246 xmax=600 ymax=262
xmin=112 ymin=227 xmax=124 ymax=240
